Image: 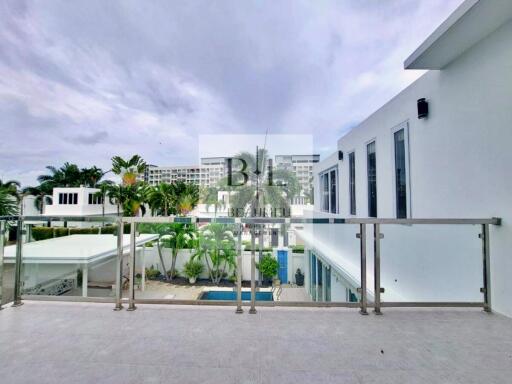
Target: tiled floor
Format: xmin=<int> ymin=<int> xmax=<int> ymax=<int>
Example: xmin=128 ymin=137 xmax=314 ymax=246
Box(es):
xmin=1 ymin=301 xmax=511 ymax=383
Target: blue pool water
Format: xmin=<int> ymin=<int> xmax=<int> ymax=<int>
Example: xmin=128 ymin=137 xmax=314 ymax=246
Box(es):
xmin=200 ymin=291 xmax=273 ymax=301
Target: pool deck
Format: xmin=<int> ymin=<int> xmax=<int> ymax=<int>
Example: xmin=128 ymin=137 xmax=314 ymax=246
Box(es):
xmin=1 ymin=301 xmax=511 ymax=383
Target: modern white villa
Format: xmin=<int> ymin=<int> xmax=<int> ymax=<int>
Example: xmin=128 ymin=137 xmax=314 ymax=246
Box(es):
xmin=299 ymin=0 xmax=512 ymax=317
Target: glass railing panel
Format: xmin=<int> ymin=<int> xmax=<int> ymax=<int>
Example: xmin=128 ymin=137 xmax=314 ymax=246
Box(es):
xmin=135 ymin=220 xmax=240 ymax=304
xmin=19 ymin=218 xmax=122 ymax=299
xmin=0 ymin=220 xmax=16 ymax=305
xmin=253 ymin=222 xmax=363 ymax=305
xmin=379 ymin=224 xmax=483 ymax=303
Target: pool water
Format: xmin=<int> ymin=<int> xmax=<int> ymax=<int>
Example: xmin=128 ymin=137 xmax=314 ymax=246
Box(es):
xmin=200 ymin=290 xmax=273 ymax=301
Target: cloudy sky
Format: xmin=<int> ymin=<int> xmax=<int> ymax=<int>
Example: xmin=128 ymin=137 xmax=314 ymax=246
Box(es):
xmin=0 ymin=0 xmax=463 ymax=186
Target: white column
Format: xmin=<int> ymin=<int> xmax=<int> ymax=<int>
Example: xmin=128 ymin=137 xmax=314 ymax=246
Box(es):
xmin=82 ymin=264 xmax=88 ymax=297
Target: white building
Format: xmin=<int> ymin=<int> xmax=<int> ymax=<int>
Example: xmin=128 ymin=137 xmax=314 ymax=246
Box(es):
xmin=145 ymin=165 xmax=202 ymax=186
xmin=300 ymin=0 xmax=512 ymax=317
xmin=44 ymin=187 xmax=119 ymax=217
xmin=274 ymin=154 xmax=319 ymax=204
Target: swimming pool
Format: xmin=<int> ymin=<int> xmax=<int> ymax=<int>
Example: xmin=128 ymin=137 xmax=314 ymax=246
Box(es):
xmin=200 ymin=290 xmax=273 ymax=301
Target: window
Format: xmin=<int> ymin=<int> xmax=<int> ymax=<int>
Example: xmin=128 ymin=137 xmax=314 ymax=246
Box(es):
xmin=367 ymin=141 xmax=377 ymax=217
xmin=349 ymin=152 xmax=356 ymax=215
xmin=319 ymin=167 xmax=338 ymax=214
xmin=88 ymin=193 xmax=103 ymax=205
xmin=330 ymin=169 xmax=337 ymax=214
xmin=394 ymin=128 xmax=407 ymax=218
xmin=58 ymin=192 xmax=78 ymax=205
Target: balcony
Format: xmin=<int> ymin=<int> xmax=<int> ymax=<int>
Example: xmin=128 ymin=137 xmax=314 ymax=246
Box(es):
xmin=0 ymin=214 xmax=508 ymax=383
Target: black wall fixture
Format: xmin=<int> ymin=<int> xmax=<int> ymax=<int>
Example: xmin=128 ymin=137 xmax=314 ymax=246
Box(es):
xmin=338 ymin=150 xmax=343 ymax=160
xmin=417 ymin=98 xmax=429 ymax=119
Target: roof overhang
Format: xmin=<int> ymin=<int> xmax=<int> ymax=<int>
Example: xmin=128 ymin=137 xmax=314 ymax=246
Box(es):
xmin=405 ymin=0 xmax=512 ymax=69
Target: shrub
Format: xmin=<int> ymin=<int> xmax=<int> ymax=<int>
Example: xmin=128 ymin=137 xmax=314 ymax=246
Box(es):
xmin=145 ymin=267 xmax=161 ymax=280
xmin=291 ymin=245 xmax=304 ymax=253
xmin=183 ymin=260 xmax=204 ymax=279
xmin=256 ymin=253 xmax=279 ymax=279
xmin=54 ymin=228 xmax=69 ymax=238
xmin=32 ymin=227 xmax=54 ymax=241
xmin=69 ymin=227 xmax=100 ymax=235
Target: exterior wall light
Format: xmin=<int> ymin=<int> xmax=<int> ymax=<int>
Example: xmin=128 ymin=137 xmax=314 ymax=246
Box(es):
xmin=417 ymin=98 xmax=429 ymax=119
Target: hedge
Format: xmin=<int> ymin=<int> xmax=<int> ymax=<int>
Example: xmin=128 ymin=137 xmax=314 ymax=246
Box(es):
xmin=31 ymin=224 xmax=130 ymax=241
xmin=291 ymin=245 xmax=304 ymax=253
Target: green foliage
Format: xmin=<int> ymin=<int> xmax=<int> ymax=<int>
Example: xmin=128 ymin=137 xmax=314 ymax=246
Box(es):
xmin=244 ymin=245 xmax=273 ymax=252
xmin=183 ymin=259 xmax=204 ymax=279
xmin=0 ymin=190 xmax=18 ymax=216
xmin=256 ymin=253 xmax=279 ymax=279
xmin=192 ymin=223 xmax=237 ymax=284
xmin=291 ymin=244 xmax=304 ymax=253
xmin=37 ymin=162 xmax=105 ymax=188
xmin=54 ymin=227 xmax=69 ymax=238
xmin=32 ymin=227 xmax=54 ymax=241
xmin=145 ymin=267 xmax=161 ymax=280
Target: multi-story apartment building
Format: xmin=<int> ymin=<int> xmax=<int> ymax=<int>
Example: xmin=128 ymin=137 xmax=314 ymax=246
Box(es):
xmin=199 ymin=157 xmax=228 ymax=187
xmin=144 ymin=165 xmax=202 ymax=186
xmin=274 ymin=154 xmax=319 ymax=204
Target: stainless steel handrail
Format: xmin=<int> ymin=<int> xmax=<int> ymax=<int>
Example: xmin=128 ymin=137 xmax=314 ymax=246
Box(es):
xmin=0 ymin=214 xmax=500 ymax=313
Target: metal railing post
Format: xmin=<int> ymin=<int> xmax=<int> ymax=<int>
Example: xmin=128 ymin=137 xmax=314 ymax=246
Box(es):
xmin=236 ymin=222 xmax=243 ymax=314
xmin=249 ymin=225 xmax=257 ymax=314
xmin=0 ymin=221 xmax=5 ymax=309
xmin=481 ymin=224 xmax=491 ymax=312
xmin=114 ymin=218 xmax=124 ymax=311
xmin=127 ymin=221 xmax=137 ymax=311
xmin=373 ymin=223 xmax=383 ymax=315
xmin=13 ymin=219 xmax=24 ymax=307
xmin=357 ymin=223 xmax=368 ymax=315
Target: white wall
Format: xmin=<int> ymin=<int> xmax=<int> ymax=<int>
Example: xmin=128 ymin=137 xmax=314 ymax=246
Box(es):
xmin=311 ymin=19 xmax=512 ymax=316
xmin=44 ymin=187 xmax=119 ymax=216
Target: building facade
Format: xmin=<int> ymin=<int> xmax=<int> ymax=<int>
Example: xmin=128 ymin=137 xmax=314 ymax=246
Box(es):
xmin=274 ymin=154 xmax=319 ymax=204
xmin=301 ymin=0 xmax=512 ymax=317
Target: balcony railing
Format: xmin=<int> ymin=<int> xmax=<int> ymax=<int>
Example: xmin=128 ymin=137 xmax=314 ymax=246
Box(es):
xmin=0 ymin=215 xmax=500 ymax=315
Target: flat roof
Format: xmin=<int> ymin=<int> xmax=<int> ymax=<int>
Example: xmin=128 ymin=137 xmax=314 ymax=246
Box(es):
xmin=405 ymin=0 xmax=512 ymax=69
xmin=3 ymin=234 xmax=158 ymax=264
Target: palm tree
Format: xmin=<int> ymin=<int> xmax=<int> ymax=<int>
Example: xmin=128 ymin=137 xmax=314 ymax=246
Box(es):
xmin=37 ymin=162 xmax=82 ymax=188
xmin=80 ymin=166 xmax=104 ymax=187
xmin=111 ymin=155 xmax=146 ymax=186
xmin=220 ymin=149 xmax=300 ymax=217
xmin=171 ymin=181 xmax=199 ymax=215
xmin=192 ymin=223 xmax=236 ymax=284
xmin=201 ymin=186 xmax=225 ymax=217
xmin=0 ymin=189 xmax=18 ymax=216
xmin=147 ymin=183 xmax=174 ymax=216
xmin=161 ymin=223 xmax=196 ymax=279
xmin=106 ymin=183 xmax=148 ymax=217
xmin=94 ymin=181 xmax=115 ymax=222
xmin=0 ymin=179 xmax=21 ymax=199
xmin=22 ymin=184 xmax=53 ymax=214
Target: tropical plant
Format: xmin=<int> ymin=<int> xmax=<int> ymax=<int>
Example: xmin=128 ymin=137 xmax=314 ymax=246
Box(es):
xmin=94 ymin=181 xmax=115 ymax=220
xmin=218 ymin=149 xmax=300 ymax=217
xmin=171 ymin=181 xmax=199 ymax=215
xmin=111 ymin=155 xmax=146 ymax=185
xmin=0 ymin=179 xmax=21 ymax=200
xmin=106 ymin=183 xmax=148 ymax=216
xmin=192 ymin=223 xmax=237 ymax=284
xmin=201 ymin=186 xmax=225 ymax=217
xmin=256 ymin=253 xmax=279 ymax=280
xmin=0 ymin=189 xmax=18 ymax=216
xmin=161 ymin=223 xmax=196 ymax=279
xmin=147 ymin=183 xmax=174 ymax=216
xmin=183 ymin=259 xmax=204 ymax=282
xmin=22 ymin=184 xmax=53 ymax=214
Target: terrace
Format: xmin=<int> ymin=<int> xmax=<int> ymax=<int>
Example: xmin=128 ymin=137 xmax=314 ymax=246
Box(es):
xmin=0 ymin=214 xmax=508 ymax=383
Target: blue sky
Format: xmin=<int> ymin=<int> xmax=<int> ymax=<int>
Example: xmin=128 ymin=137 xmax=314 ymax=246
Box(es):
xmin=0 ymin=0 xmax=463 ymax=186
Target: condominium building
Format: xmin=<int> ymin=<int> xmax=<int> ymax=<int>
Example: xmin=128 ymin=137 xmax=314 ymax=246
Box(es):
xmin=275 ymin=154 xmax=319 ymax=204
xmin=144 ymin=165 xmax=202 ymax=186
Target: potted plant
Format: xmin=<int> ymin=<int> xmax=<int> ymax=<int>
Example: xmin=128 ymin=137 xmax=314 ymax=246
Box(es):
xmin=183 ymin=259 xmax=204 ymax=284
xmin=295 ymin=268 xmax=304 ymax=286
xmin=256 ymin=253 xmax=279 ymax=285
